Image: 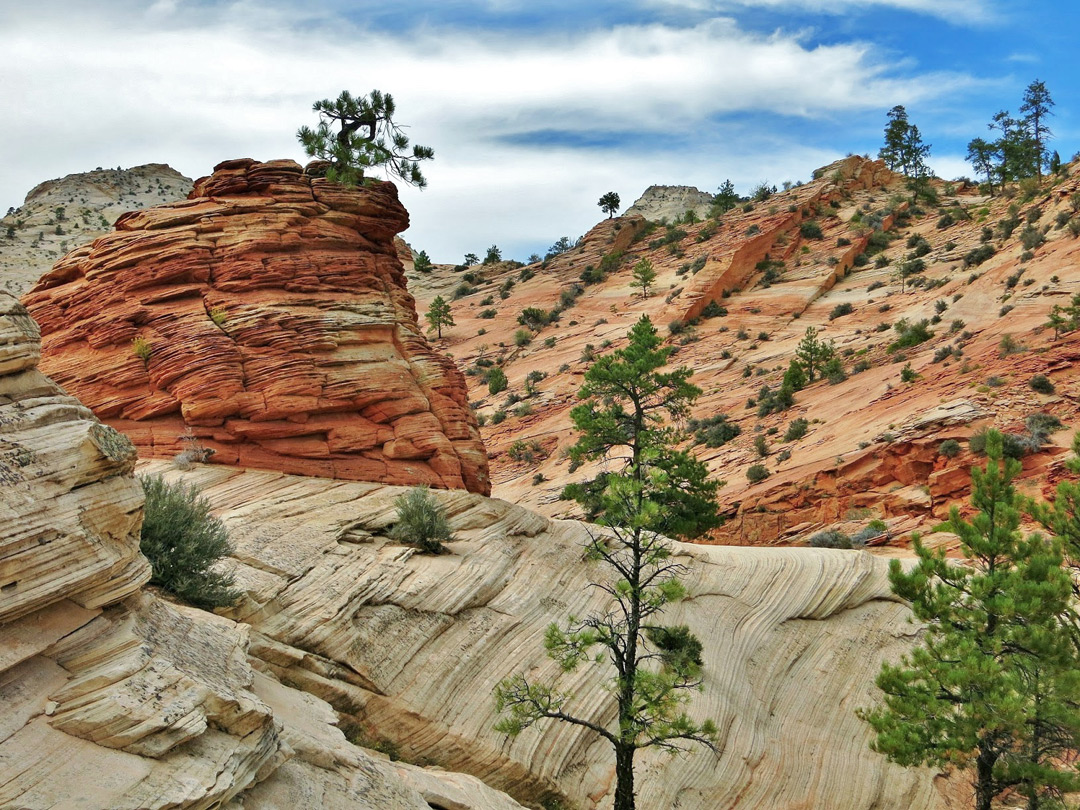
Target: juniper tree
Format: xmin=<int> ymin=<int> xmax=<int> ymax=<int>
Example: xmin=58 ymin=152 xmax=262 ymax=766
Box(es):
xmin=297 ymin=89 xmax=433 ymax=188
xmin=861 ymin=432 xmax=1080 ymax=810
xmin=495 ymin=316 xmax=721 ymax=810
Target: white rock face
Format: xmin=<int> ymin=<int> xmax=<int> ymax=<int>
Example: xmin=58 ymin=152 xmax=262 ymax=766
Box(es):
xmin=625 ymin=184 xmax=715 ymax=222
xmin=138 ymin=461 xmax=957 ymax=810
xmin=0 ymin=164 xmax=193 ymax=295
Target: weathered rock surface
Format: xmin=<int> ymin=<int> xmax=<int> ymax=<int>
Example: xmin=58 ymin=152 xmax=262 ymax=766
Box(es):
xmin=625 ymin=184 xmax=714 ymax=222
xmin=0 ymin=290 xmax=525 ymax=810
xmin=411 ymin=156 xmax=1080 ymax=544
xmin=24 ymin=158 xmax=488 ymax=494
xmin=141 ymin=460 xmax=958 ymax=810
xmin=0 ymin=164 xmax=193 ymax=296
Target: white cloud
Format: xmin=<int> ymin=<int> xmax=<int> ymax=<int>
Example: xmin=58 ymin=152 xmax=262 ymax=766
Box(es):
xmin=641 ymin=0 xmax=998 ymax=25
xmin=0 ymin=1 xmax=975 ymax=261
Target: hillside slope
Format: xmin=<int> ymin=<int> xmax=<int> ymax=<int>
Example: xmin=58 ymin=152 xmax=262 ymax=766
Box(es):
xmin=0 ymin=164 xmax=193 ymax=294
xmin=410 ymin=156 xmax=1080 ymax=546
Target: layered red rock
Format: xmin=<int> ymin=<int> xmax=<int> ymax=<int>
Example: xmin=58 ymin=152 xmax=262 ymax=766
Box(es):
xmin=24 ymin=159 xmax=489 ymax=494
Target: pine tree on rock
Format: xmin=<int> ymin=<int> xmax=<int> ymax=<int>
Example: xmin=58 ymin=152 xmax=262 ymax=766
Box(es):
xmin=860 ymin=431 xmax=1080 ymax=810
xmin=631 ymin=258 xmax=657 ymax=299
xmin=494 ymin=316 xmax=721 ymax=810
xmin=425 ymin=295 xmax=454 ymax=338
xmin=297 ymin=89 xmax=434 ymax=188
xmin=1020 ymin=80 xmax=1055 ymax=183
xmin=599 ymin=191 xmax=621 ymax=218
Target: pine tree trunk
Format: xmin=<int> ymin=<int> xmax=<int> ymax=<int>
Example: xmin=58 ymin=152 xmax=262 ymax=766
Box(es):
xmin=974 ymin=746 xmax=996 ymax=810
xmin=613 ymin=744 xmax=636 ymax=810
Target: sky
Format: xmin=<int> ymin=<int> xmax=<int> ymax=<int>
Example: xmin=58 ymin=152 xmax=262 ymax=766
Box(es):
xmin=1 ymin=0 xmax=1077 ymax=263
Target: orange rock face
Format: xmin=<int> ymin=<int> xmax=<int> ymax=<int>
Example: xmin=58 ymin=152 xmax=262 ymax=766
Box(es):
xmin=24 ymin=158 xmax=489 ymax=494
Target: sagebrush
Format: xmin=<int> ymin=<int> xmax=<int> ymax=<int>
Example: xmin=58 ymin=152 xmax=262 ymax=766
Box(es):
xmin=139 ymin=474 xmax=238 ymax=609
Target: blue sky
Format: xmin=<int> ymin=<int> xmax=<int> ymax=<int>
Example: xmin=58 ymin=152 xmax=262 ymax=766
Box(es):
xmin=1 ymin=0 xmax=1077 ymax=262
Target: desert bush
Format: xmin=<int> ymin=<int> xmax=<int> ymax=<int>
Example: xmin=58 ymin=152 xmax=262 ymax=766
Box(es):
xmin=889 ymin=319 xmax=933 ymax=351
xmin=746 ymin=464 xmax=770 ymax=484
xmin=507 ymin=439 xmax=547 ymax=464
xmin=963 ymin=244 xmax=995 ymax=268
xmin=800 ymin=221 xmax=824 ymax=240
xmin=784 ymin=418 xmax=809 ymax=442
xmin=514 ymin=329 xmax=532 ymax=347
xmin=139 ymin=475 xmax=238 ymax=608
xmin=487 ymin=368 xmax=508 ymax=395
xmin=809 ymin=529 xmax=852 ymax=549
xmin=688 ymin=414 xmax=741 ymax=448
xmin=388 ymin=486 xmax=453 ymax=553
xmin=939 ymin=439 xmax=961 ymax=458
xmin=829 ymin=303 xmax=854 ymax=320
xmin=1029 ymin=374 xmax=1055 ymax=394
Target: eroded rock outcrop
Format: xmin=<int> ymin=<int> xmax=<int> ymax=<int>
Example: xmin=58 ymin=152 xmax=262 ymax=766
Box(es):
xmin=142 ymin=460 xmax=958 ymax=810
xmin=24 ymin=158 xmax=488 ymax=494
xmin=0 ymin=290 xmax=522 ymax=810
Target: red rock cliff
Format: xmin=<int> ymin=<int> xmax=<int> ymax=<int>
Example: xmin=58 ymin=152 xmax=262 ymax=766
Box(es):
xmin=24 ymin=158 xmax=489 ymax=494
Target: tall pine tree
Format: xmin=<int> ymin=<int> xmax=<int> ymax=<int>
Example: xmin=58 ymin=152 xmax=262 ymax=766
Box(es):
xmin=861 ymin=431 xmax=1080 ymax=810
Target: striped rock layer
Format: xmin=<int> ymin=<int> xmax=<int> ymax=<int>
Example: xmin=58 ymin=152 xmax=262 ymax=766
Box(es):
xmin=24 ymin=158 xmax=489 ymax=494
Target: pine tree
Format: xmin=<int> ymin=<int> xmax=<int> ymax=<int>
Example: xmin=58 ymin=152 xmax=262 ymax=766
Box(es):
xmin=495 ymin=316 xmax=720 ymax=810
xmin=879 ymin=105 xmax=910 ymax=173
xmin=413 ymin=249 xmax=433 ymax=273
xmin=966 ymin=137 xmax=1000 ymax=195
xmin=630 ymin=258 xmax=657 ymax=299
xmin=860 ymin=431 xmax=1080 ymax=810
xmin=425 ymin=295 xmax=454 ymax=338
xmin=599 ymin=191 xmax=621 ymax=218
xmin=1020 ymin=80 xmax=1055 ymax=183
xmin=713 ymin=179 xmax=740 ymax=214
xmin=794 ymin=326 xmax=835 ymax=383
xmin=296 ymin=89 xmax=434 ymax=188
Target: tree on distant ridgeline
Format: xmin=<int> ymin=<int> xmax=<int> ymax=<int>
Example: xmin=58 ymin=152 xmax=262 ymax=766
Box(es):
xmin=599 ymin=191 xmax=621 ymax=218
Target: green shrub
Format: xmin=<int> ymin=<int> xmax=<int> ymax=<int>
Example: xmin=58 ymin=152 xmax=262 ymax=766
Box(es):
xmin=963 ymin=244 xmax=995 ymax=268
xmin=800 ymin=221 xmax=824 ymax=240
xmin=939 ymin=439 xmax=961 ymax=458
xmin=888 ymin=319 xmax=933 ymax=351
xmin=746 ymin=464 xmax=770 ymax=484
xmin=754 ymin=434 xmax=769 ymax=457
xmin=688 ymin=414 xmax=741 ymax=448
xmin=388 ymin=486 xmax=453 ymax=553
xmin=514 ymin=329 xmax=532 ymax=347
xmin=1030 ymin=374 xmax=1055 ymax=394
xmin=829 ymin=303 xmax=853 ymax=320
xmin=808 ymin=529 xmax=851 ymax=549
xmin=139 ymin=475 xmax=238 ymax=609
xmin=487 ymin=368 xmax=508 ymax=395
xmin=783 ymin=418 xmax=809 ymax=442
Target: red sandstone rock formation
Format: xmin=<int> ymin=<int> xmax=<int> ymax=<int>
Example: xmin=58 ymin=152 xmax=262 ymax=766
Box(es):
xmin=24 ymin=158 xmax=489 ymax=494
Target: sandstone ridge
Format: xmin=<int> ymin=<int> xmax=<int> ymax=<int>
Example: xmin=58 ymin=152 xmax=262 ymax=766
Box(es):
xmin=24 ymin=158 xmax=489 ymax=494
xmin=409 ymin=156 xmax=1080 ymax=543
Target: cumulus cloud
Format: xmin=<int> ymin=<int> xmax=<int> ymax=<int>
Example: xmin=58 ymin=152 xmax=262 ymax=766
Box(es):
xmin=0 ymin=0 xmax=975 ymax=259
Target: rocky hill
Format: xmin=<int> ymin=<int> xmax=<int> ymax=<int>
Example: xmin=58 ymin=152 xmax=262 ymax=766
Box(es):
xmin=23 ymin=158 xmax=489 ymax=494
xmin=409 ymin=156 xmax=1080 ymax=547
xmin=0 ymin=164 xmax=193 ymax=295
xmin=624 ymin=183 xmax=715 ymax=223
